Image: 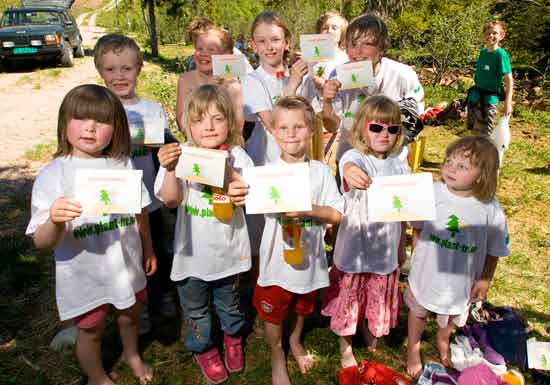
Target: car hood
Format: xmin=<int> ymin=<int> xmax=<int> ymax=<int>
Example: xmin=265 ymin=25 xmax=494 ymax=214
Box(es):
xmin=0 ymin=24 xmax=62 ymax=36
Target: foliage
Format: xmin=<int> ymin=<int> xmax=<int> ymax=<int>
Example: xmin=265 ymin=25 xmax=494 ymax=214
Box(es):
xmin=0 ymin=0 xmax=20 ymax=14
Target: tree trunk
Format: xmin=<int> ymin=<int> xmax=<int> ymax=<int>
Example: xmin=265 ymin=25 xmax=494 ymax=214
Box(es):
xmin=147 ymin=0 xmax=158 ymax=57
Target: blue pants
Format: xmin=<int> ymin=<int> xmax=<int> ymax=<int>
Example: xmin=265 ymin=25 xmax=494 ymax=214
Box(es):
xmin=176 ymin=275 xmax=244 ymax=353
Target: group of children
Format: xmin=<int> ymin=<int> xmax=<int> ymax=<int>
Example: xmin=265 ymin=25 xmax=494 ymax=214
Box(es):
xmin=26 ymin=9 xmax=512 ymax=385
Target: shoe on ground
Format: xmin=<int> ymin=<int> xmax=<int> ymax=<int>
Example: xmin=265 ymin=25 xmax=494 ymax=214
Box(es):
xmin=223 ymin=333 xmax=244 ymax=373
xmin=195 ymin=348 xmax=228 ymax=384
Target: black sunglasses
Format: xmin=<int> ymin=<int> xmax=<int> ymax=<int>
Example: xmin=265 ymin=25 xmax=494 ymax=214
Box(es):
xmin=366 ymin=122 xmax=401 ymax=135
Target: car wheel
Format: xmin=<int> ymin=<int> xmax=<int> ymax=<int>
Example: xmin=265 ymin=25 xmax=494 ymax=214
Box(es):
xmin=74 ymin=42 xmax=85 ymax=58
xmin=60 ymin=42 xmax=74 ymax=67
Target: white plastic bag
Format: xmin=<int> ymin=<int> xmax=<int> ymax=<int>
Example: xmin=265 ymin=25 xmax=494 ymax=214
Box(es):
xmin=490 ymin=116 xmax=511 ymax=166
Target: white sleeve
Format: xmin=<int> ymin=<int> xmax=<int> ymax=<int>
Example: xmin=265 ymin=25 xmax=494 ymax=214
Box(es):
xmin=241 ymin=75 xmax=272 ymax=120
xmin=486 ymin=200 xmax=510 ymax=257
xmin=25 ymin=163 xmax=61 ymax=235
xmin=401 ymin=67 xmax=424 ymax=112
xmin=230 ymin=146 xmax=254 ymax=173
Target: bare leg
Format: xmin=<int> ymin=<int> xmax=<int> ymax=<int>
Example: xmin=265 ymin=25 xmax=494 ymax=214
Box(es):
xmin=407 ymin=311 xmax=427 ymax=378
xmin=75 ymin=322 xmax=115 ymax=385
xmin=265 ymin=321 xmax=291 ymax=385
xmin=436 ymin=323 xmax=454 ymax=367
xmin=289 ymin=315 xmax=314 ymax=374
xmin=117 ymin=301 xmax=153 ymax=385
xmin=339 ymin=335 xmax=357 ymax=368
xmin=358 ymin=318 xmax=378 ymax=352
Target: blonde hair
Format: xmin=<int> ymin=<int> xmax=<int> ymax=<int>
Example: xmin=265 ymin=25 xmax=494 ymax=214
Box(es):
xmin=55 ymin=84 xmax=130 ymax=159
xmin=93 ymin=33 xmax=143 ymax=71
xmin=187 ymin=17 xmax=233 ymax=53
xmin=251 ymin=11 xmax=291 ymax=63
xmin=183 ymin=84 xmax=243 ymax=148
xmin=272 ymin=96 xmax=315 ymax=129
xmin=347 ymin=95 xmax=404 ymax=156
xmin=346 ymin=13 xmax=390 ymax=52
xmin=316 ymin=10 xmax=348 ymax=50
xmin=443 ymin=136 xmax=499 ymax=202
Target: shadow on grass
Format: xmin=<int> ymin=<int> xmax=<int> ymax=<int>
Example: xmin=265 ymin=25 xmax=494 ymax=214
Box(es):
xmin=525 ymin=165 xmax=550 ymax=175
xmin=143 ymin=51 xmax=183 ymax=75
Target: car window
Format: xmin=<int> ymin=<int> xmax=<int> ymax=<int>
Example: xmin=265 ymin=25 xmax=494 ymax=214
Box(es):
xmin=1 ymin=11 xmax=62 ymax=26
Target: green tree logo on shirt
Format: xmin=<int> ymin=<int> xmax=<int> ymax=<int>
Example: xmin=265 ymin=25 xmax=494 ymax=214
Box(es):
xmin=99 ymin=189 xmax=111 ymax=205
xmin=269 ymin=186 xmax=280 ymax=205
xmin=201 ymin=186 xmax=213 ymax=205
xmin=344 ymin=111 xmax=353 ymax=119
xmin=357 ymin=94 xmax=367 ymax=104
xmin=192 ymin=163 xmax=200 ymax=176
xmin=393 ymin=195 xmax=404 ymax=213
xmin=446 ymin=214 xmax=460 ymax=237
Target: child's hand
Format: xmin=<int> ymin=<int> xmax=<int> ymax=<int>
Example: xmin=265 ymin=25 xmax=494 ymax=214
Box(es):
xmin=322 ymin=79 xmax=341 ymax=103
xmin=50 ymin=197 xmax=82 ymax=224
xmin=288 ymin=59 xmax=308 ymax=90
xmin=342 ymin=162 xmax=371 ymax=190
xmin=158 ymin=143 xmax=181 ymax=171
xmin=504 ymin=100 xmax=513 ymax=117
xmin=470 ymin=279 xmax=490 ymax=302
xmin=227 ymin=171 xmax=248 ymax=206
xmin=143 ymin=253 xmax=157 ymax=276
xmin=311 ymin=73 xmax=326 ymax=91
xmin=284 ymin=211 xmax=303 ymax=219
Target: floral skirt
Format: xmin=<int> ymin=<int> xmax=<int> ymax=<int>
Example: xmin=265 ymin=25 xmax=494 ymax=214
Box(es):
xmin=321 ymin=266 xmax=400 ymax=337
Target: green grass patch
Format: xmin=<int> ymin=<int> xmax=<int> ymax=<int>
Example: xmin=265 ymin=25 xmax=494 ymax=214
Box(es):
xmin=423 ymin=84 xmax=465 ymax=106
xmin=23 ymin=142 xmax=56 ymax=162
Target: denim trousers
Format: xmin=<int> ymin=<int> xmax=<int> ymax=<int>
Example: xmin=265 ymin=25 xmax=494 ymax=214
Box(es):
xmin=176 ymin=274 xmax=244 ymax=353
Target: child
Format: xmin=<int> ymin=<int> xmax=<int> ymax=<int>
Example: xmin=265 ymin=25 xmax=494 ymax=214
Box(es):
xmin=155 ymin=84 xmax=252 ymax=384
xmin=175 ymin=18 xmax=244 ymax=134
xmin=321 ymin=13 xmax=424 ymax=167
xmin=94 ymin=33 xmax=177 ymax=329
xmin=247 ymin=96 xmax=343 ymax=385
xmin=405 ymin=136 xmax=509 ymax=378
xmin=322 ymin=95 xmax=408 ymax=368
xmin=26 ymin=84 xmax=156 ymax=385
xmin=467 ymin=21 xmax=513 ymax=135
xmin=242 ymin=10 xmax=309 ymax=166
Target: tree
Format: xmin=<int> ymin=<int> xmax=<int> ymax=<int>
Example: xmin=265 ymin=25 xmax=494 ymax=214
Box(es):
xmin=363 ymin=0 xmax=408 ymax=19
xmin=269 ymin=186 xmax=280 ymax=205
xmin=446 ymin=214 xmax=460 ymax=237
xmin=392 ymin=195 xmax=403 ymax=212
xmin=192 ymin=163 xmax=200 ymax=176
xmin=99 ymin=190 xmax=111 ymax=205
xmin=142 ymin=0 xmax=158 ymax=57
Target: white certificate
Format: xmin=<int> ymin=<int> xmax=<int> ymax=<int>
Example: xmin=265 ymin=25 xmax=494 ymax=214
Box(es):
xmin=367 ymin=172 xmax=436 ymax=222
xmin=176 ymin=146 xmax=228 ymax=188
xmin=242 ymin=162 xmax=312 ymax=214
xmin=129 ymin=112 xmax=165 ymax=146
xmin=300 ymin=34 xmax=335 ymax=62
xmin=527 ymin=339 xmax=550 ymax=370
xmin=336 ymin=60 xmax=376 ymax=90
xmin=212 ymin=54 xmax=247 ymax=78
xmin=74 ymin=169 xmax=143 ymax=215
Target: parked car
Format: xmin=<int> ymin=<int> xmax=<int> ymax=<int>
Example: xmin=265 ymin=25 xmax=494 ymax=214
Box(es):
xmin=0 ymin=0 xmax=83 ymax=68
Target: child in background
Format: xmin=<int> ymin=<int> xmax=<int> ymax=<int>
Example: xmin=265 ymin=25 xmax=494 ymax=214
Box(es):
xmin=26 ymin=84 xmax=156 ymax=385
xmin=94 ymin=33 xmax=177 ymax=331
xmin=234 ymin=96 xmax=343 ymax=385
xmin=467 ymin=21 xmax=513 ymax=135
xmin=155 ymin=84 xmax=252 ymax=384
xmin=322 ymin=95 xmax=408 ymax=368
xmin=405 ymin=136 xmax=509 ymax=378
xmin=175 ymin=17 xmax=244 ymax=134
xmin=242 ymin=10 xmax=309 ymax=166
xmin=322 ymin=13 xmax=424 ymax=168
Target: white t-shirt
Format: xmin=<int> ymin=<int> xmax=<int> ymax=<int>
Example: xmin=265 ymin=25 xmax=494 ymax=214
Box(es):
xmin=330 ymin=57 xmax=425 ymax=160
xmin=154 ymin=145 xmax=253 ymax=282
xmin=26 ymin=156 xmax=151 ymax=321
xmin=333 ymin=150 xmax=409 ymax=274
xmin=125 ymin=98 xmax=172 ymax=212
xmin=408 ymin=182 xmax=510 ymax=315
xmin=242 ymin=66 xmax=304 ymax=166
xmin=258 ymin=159 xmax=344 ymax=293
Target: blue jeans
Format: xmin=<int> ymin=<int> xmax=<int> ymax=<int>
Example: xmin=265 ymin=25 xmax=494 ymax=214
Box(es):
xmin=176 ymin=275 xmax=244 ymax=353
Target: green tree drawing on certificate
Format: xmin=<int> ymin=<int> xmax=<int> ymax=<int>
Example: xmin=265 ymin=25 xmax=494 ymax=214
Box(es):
xmin=224 ymin=64 xmax=231 ymax=75
xmin=351 ymin=73 xmax=358 ymax=84
xmin=392 ymin=195 xmax=403 ymax=213
xmin=314 ymin=46 xmax=321 ymax=58
xmin=135 ymin=128 xmax=145 ymax=140
xmin=446 ymin=214 xmax=460 ymax=237
xmin=99 ymin=189 xmax=111 ymax=205
xmin=192 ymin=163 xmax=200 ymax=176
xmin=357 ymin=94 xmax=367 ymax=104
xmin=269 ymin=186 xmax=280 ymax=205
xmin=541 ymin=353 xmax=547 ymax=367
xmin=316 ymin=65 xmax=325 ymax=77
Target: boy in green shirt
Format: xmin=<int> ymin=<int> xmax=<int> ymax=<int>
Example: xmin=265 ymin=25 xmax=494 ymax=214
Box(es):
xmin=467 ymin=20 xmax=514 ymax=135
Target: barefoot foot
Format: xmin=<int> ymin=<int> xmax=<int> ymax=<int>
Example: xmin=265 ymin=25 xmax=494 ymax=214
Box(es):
xmin=87 ymin=375 xmax=116 ymax=385
xmin=289 ymin=340 xmax=314 ymax=374
xmin=359 ymin=320 xmax=378 ymax=352
xmin=271 ymin=349 xmax=291 ymax=385
xmin=122 ymin=352 xmax=153 ymax=385
xmin=406 ymin=347 xmax=423 ymax=379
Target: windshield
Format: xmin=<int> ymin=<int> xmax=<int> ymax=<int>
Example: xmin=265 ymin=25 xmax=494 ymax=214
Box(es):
xmin=1 ymin=11 xmax=62 ymax=27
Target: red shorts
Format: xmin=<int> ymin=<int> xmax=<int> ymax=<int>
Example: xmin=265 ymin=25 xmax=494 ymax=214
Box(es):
xmin=253 ymin=284 xmax=317 ymax=324
xmin=74 ymin=288 xmax=147 ymax=329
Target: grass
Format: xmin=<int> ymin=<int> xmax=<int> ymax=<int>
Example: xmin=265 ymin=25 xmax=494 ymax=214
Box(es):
xmin=2 ymin=54 xmax=549 ymax=384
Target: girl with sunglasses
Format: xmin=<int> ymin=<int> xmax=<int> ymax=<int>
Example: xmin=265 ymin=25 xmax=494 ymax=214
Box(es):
xmin=322 ymin=95 xmax=408 ymax=369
